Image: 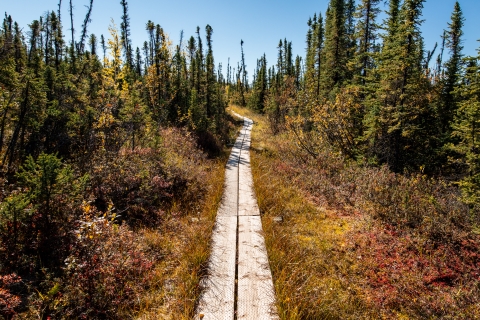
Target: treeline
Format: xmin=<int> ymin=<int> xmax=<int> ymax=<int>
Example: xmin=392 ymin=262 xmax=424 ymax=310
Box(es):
xmin=0 ymin=1 xmax=227 ymax=173
xmin=246 ymin=0 xmax=480 ymax=207
xmin=0 ymin=0 xmax=230 ymax=317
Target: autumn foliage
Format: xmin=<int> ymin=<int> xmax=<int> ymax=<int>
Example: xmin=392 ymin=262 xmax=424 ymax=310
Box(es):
xmin=0 ymin=3 xmax=232 ymax=317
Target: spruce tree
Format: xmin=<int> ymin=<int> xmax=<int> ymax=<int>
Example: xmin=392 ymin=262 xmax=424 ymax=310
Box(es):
xmin=323 ymin=0 xmax=347 ymax=92
xmin=50 ymin=11 xmax=64 ymax=70
xmin=68 ymin=0 xmax=75 ymax=71
xmin=345 ymin=0 xmax=357 ymax=80
xmin=239 ymin=39 xmax=247 ymax=106
xmin=120 ymin=0 xmax=133 ymax=69
xmin=314 ymin=14 xmax=324 ymax=97
xmin=195 ymin=26 xmax=204 ymax=94
xmin=277 ymin=39 xmax=284 ymax=80
xmin=241 ymin=40 xmax=248 ymax=91
xmin=286 ymin=40 xmax=293 ymax=76
xmin=386 ymin=0 xmax=401 ymax=40
xmin=187 ymin=35 xmax=197 ymax=90
xmin=306 ymin=17 xmax=313 ymax=55
xmin=205 ymin=24 xmax=216 ymax=118
xmin=440 ymin=1 xmax=464 ymax=135
xmin=451 ymin=55 xmax=480 ymax=205
xmin=135 ymin=47 xmax=142 ymax=76
xmin=365 ymin=0 xmax=431 ymax=171
xmin=248 ymin=54 xmax=268 ymax=112
xmin=353 ymin=0 xmax=380 ymax=85
xmin=78 ymin=0 xmax=94 ymax=54
xmin=89 ymin=34 xmax=97 ymax=55
xmin=100 ymin=34 xmax=106 ymax=63
xmin=295 ymin=55 xmax=302 ymax=89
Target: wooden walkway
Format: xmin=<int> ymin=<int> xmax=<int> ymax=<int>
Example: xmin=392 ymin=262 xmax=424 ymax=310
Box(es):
xmin=196 ymin=115 xmax=278 ymax=320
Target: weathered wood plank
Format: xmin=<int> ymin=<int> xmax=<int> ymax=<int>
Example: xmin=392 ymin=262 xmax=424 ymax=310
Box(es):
xmin=196 ymin=129 xmax=245 ymax=319
xmin=196 ymin=216 xmax=237 ymax=320
xmin=238 ymin=119 xmax=260 ymax=217
xmin=237 ymin=215 xmax=278 ymax=319
xmin=238 ymin=172 xmax=259 ymax=216
xmin=197 ymin=114 xmax=278 ymax=319
xmin=216 ymin=136 xmax=241 ymax=217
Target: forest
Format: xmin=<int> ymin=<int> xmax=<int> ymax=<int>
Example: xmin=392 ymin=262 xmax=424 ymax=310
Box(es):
xmin=1 ymin=0 xmax=480 ymax=318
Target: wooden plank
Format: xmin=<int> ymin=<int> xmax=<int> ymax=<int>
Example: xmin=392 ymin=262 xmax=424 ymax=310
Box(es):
xmin=197 ymin=115 xmax=278 ymax=319
xmin=238 ymin=154 xmax=260 ymax=216
xmin=196 ymin=129 xmax=245 ymax=319
xmin=237 ymin=215 xmax=278 ymax=319
xmin=196 ymin=216 xmax=237 ymax=320
xmin=237 ymin=116 xmax=278 ymax=319
xmin=216 ymin=136 xmax=241 ymax=217
xmin=238 ymin=119 xmax=260 ymax=217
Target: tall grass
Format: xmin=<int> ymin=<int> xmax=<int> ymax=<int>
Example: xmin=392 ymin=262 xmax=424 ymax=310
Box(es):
xmin=135 ymin=157 xmax=226 ymax=319
xmin=234 ymin=105 xmax=480 ymax=319
xmin=0 ymin=125 xmax=238 ymax=319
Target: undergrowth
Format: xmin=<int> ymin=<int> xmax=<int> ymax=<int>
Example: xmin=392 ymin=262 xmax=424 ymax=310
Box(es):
xmin=0 ymin=124 xmax=238 ymax=319
xmin=229 ymin=105 xmax=480 ymax=319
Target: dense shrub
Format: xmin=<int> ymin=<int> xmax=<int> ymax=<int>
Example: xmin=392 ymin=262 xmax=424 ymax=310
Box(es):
xmin=87 ymin=127 xmax=209 ymax=228
xmin=247 ymin=107 xmax=480 ymax=319
xmin=276 ymin=138 xmax=478 ymax=244
xmin=51 ymin=214 xmax=154 ymax=318
xmin=0 ymin=153 xmax=87 ymax=274
xmin=0 ymin=126 xmax=220 ymax=318
xmin=0 ymin=274 xmax=22 ymax=319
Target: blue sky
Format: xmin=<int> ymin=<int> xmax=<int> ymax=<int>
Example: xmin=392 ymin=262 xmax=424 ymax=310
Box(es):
xmin=3 ymin=0 xmax=480 ymax=80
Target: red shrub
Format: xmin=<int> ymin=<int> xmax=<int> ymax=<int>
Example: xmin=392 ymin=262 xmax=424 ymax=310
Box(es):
xmin=48 ymin=213 xmax=155 ymax=318
xmin=0 ymin=274 xmax=22 ymax=319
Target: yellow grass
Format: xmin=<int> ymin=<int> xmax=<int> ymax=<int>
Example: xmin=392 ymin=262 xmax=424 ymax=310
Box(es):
xmin=134 ymin=149 xmax=236 ymax=319
xmin=227 ymin=105 xmax=480 ymax=319
xmin=229 ymin=105 xmax=376 ymax=319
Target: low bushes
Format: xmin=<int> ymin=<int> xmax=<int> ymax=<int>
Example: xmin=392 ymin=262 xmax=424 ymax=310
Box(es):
xmin=241 ymin=105 xmax=480 ymax=319
xmin=0 ymin=126 xmax=227 ymax=318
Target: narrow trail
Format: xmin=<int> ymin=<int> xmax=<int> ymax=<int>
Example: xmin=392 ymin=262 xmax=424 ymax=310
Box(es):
xmin=196 ymin=114 xmax=278 ymax=320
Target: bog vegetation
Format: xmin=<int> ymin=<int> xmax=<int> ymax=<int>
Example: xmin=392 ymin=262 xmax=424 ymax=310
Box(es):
xmin=240 ymin=0 xmax=480 ymax=318
xmin=0 ymin=0 xmax=244 ymax=318
xmin=1 ymin=0 xmax=480 ymax=318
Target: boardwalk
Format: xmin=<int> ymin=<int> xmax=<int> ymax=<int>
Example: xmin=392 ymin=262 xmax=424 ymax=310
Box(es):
xmin=196 ymin=115 xmax=278 ymax=320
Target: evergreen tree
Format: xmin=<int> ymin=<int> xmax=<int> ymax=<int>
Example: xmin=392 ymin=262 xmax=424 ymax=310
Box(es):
xmin=323 ymin=0 xmax=347 ymax=92
xmin=366 ymin=0 xmax=431 ymax=171
xmin=451 ymin=55 xmax=480 ymax=206
xmin=205 ymin=25 xmax=216 ymax=118
xmin=50 ymin=11 xmax=64 ymax=70
xmin=241 ymin=40 xmax=248 ymax=92
xmin=239 ymin=39 xmax=247 ymax=106
xmin=89 ymin=34 xmax=97 ymax=55
xmin=305 ymin=14 xmax=324 ymax=99
xmin=135 ymin=46 xmax=142 ymax=76
xmin=248 ymin=54 xmax=268 ymax=112
xmin=100 ymin=34 xmax=106 ymax=63
xmin=187 ymin=35 xmax=197 ymax=90
xmin=286 ymin=40 xmax=293 ymax=76
xmin=314 ymin=14 xmax=325 ymax=97
xmin=345 ymin=0 xmax=357 ymax=80
xmin=306 ymin=17 xmax=313 ymax=56
xmin=68 ymin=0 xmax=76 ymax=71
xmin=120 ymin=0 xmax=133 ymax=69
xmin=294 ymin=55 xmax=302 ymax=90
xmin=78 ymin=0 xmax=94 ymax=55
xmin=440 ymin=1 xmax=464 ymax=135
xmin=352 ymin=0 xmax=380 ymax=85
xmin=277 ymin=39 xmax=284 ymax=81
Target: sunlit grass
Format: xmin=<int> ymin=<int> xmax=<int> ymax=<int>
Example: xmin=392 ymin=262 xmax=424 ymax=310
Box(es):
xmin=251 ymin=142 xmax=371 ymax=319
xmin=230 ymin=105 xmax=480 ymax=319
xmin=227 ymin=105 xmax=369 ymax=319
xmin=134 ymin=148 xmax=232 ymax=319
